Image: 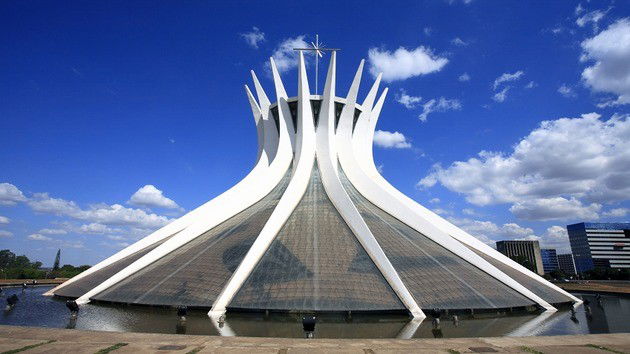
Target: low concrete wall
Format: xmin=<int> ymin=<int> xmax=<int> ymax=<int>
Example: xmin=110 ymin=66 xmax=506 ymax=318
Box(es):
xmin=0 ymin=325 xmax=629 ymax=353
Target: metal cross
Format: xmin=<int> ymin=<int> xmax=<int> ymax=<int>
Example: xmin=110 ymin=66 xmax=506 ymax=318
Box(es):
xmin=294 ymin=34 xmax=340 ymax=95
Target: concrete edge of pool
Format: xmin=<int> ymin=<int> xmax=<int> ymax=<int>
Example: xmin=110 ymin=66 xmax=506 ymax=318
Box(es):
xmin=1 ymin=325 xmax=629 ymax=353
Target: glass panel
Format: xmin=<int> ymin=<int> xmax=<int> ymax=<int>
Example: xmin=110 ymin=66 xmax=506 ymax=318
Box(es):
xmin=339 ymin=169 xmax=536 ymax=310
xmin=230 ymin=163 xmax=405 ymax=312
xmin=54 ymin=234 xmax=175 ymax=298
xmin=466 ymin=247 xmax=574 ymax=304
xmin=92 ymin=170 xmax=292 ymax=307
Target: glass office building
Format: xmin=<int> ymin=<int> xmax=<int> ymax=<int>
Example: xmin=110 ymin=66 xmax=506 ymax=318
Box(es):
xmin=567 ymin=222 xmax=630 ymax=273
xmin=541 ymin=249 xmax=559 ymax=274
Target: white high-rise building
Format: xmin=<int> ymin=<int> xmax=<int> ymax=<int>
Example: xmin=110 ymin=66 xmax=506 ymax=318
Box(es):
xmin=46 ymin=53 xmax=579 ymax=319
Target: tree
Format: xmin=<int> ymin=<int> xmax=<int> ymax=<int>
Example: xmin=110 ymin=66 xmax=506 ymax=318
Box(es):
xmin=0 ymin=250 xmax=16 ymax=269
xmin=52 ymin=249 xmax=61 ymax=271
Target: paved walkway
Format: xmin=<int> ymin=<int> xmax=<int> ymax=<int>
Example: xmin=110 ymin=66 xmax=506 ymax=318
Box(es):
xmin=1 ymin=325 xmax=629 ymax=353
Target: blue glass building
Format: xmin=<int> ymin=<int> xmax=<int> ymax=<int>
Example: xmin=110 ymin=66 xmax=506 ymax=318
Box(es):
xmin=567 ymin=222 xmax=630 ymax=273
xmin=540 ymin=249 xmax=558 ymax=274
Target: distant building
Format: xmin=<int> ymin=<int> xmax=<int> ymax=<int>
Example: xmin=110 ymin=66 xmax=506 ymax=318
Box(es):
xmin=557 ymin=254 xmax=577 ymax=276
xmin=541 ymin=248 xmax=559 ymax=274
xmin=567 ymin=222 xmax=630 ymax=272
xmin=496 ymin=240 xmax=544 ymax=275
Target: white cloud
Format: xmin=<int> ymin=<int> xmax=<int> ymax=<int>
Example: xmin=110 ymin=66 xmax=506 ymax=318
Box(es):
xmin=418 ymin=97 xmax=462 ymax=122
xmin=558 ymin=84 xmax=577 ymax=98
xmin=451 ymin=37 xmax=468 ymax=46
xmin=396 ymin=89 xmax=422 ymax=109
xmin=576 ymin=9 xmax=608 ymax=31
xmin=603 ymin=208 xmax=629 ymax=218
xmin=28 ymin=233 xmax=52 ymax=241
xmin=459 ymin=73 xmax=470 ymax=82
xmin=373 ymin=130 xmax=412 ymax=149
xmin=27 ymin=193 xmax=173 ymax=229
xmin=368 ymin=46 xmax=448 ymax=82
xmin=0 ymin=183 xmax=26 ymax=206
xmin=510 ymin=197 xmax=601 ymax=221
xmin=0 ymin=216 xmax=9 ymax=224
xmin=419 ymin=113 xmax=630 ymax=220
xmin=542 ymin=225 xmax=571 ymax=252
xmin=493 ymin=71 xmax=524 ymax=90
xmin=525 ymin=81 xmax=537 ymax=89
xmin=423 ymin=27 xmax=432 ymax=36
xmin=492 ymin=87 xmax=510 ymax=102
xmin=78 ymin=223 xmax=120 ymax=235
xmin=0 ymin=230 xmax=12 ymax=238
xmin=448 ymin=218 xmax=536 ymax=245
xmin=38 ymin=228 xmax=67 ymax=235
xmin=581 ymin=18 xmax=630 ymax=107
xmin=462 ymin=208 xmax=479 ymax=216
xmin=240 ymin=27 xmax=265 ymax=49
xmin=432 ymin=208 xmax=450 ymax=216
xmin=269 ymin=35 xmax=308 ymax=73
xmin=575 ymin=3 xmax=584 ymax=16
xmin=429 ymin=198 xmax=440 ymax=204
xmin=129 ymin=185 xmax=180 ymax=210
xmin=449 ymin=218 xmax=571 ymax=251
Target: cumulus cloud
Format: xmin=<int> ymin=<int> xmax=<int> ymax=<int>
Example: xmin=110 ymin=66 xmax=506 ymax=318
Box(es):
xmin=451 ymin=37 xmax=468 ymax=46
xmin=128 ymin=185 xmax=180 ymax=210
xmin=603 ymin=208 xmax=629 ymax=218
xmin=575 ymin=3 xmax=584 ymax=16
xmin=581 ymin=18 xmax=630 ymax=107
xmin=576 ymin=9 xmax=608 ymax=31
xmin=493 ymin=87 xmax=510 ymax=102
xmin=510 ymin=197 xmax=601 ymax=221
xmin=0 ymin=183 xmax=26 ymax=206
xmin=419 ymin=113 xmax=630 ymax=220
xmin=430 ymin=198 xmax=440 ymax=204
xmin=373 ymin=130 xmax=412 ymax=149
xmin=368 ymin=46 xmax=448 ymax=82
xmin=0 ymin=230 xmax=12 ymax=238
xmin=418 ymin=97 xmax=462 ymax=122
xmin=28 ymin=233 xmax=52 ymax=241
xmin=450 ymin=218 xmax=572 ymax=251
xmin=525 ymin=81 xmax=537 ymax=89
xmin=558 ymin=84 xmax=577 ymax=98
xmin=0 ymin=216 xmax=9 ymax=224
xmin=269 ymin=35 xmax=308 ymax=73
xmin=38 ymin=228 xmax=67 ymax=235
xmin=27 ymin=193 xmax=173 ymax=229
xmin=240 ymin=27 xmax=265 ymax=49
xmin=396 ymin=89 xmax=422 ymax=109
xmin=459 ymin=73 xmax=470 ymax=82
xmin=78 ymin=223 xmax=121 ymax=235
xmin=493 ymin=71 xmax=524 ymax=90
xmin=448 ymin=217 xmax=536 ymax=245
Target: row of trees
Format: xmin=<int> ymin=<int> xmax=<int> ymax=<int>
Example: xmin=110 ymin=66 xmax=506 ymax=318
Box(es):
xmin=0 ymin=249 xmax=90 ymax=279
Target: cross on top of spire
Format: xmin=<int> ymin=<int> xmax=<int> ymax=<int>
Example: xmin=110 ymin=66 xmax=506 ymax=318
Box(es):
xmin=293 ymin=34 xmax=340 ymax=94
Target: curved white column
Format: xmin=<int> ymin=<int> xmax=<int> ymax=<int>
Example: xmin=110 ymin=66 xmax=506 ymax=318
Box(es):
xmin=74 ymin=58 xmax=295 ymax=305
xmin=208 ymin=52 xmax=316 ymax=317
xmin=316 ymin=54 xmax=424 ymax=319
xmin=45 ymin=78 xmax=275 ymax=298
xmin=338 ymin=64 xmax=556 ymax=311
xmin=351 ymin=80 xmax=577 ymax=307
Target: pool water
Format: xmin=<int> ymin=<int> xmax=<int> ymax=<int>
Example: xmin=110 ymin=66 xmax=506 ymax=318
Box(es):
xmin=1 ymin=286 xmax=629 ymax=338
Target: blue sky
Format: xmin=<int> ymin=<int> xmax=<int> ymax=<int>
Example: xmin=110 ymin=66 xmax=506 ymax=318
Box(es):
xmin=1 ymin=1 xmax=629 ymax=266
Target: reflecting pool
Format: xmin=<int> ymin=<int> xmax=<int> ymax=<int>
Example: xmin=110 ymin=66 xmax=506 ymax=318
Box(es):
xmin=1 ymin=286 xmax=629 ymax=338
